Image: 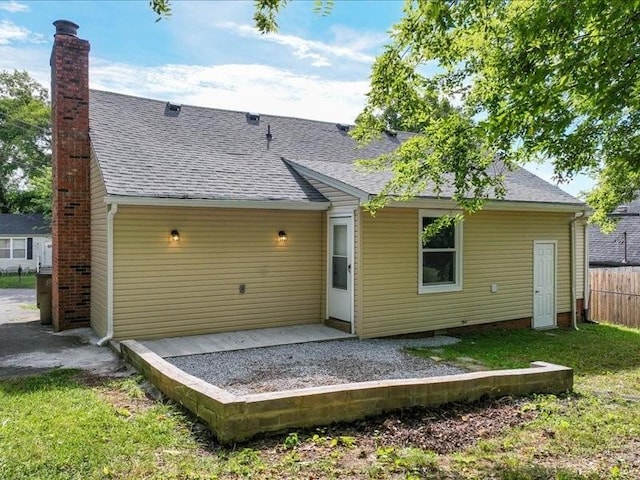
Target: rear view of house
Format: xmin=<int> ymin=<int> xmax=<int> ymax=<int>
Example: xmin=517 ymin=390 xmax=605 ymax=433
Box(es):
xmin=49 ymin=20 xmax=590 ymax=341
xmin=0 ymin=213 xmax=51 ymax=274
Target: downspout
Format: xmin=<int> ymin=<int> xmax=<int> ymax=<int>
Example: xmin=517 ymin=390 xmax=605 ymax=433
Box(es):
xmin=583 ymin=221 xmax=590 ymax=322
xmin=97 ymin=202 xmax=117 ymax=346
xmin=569 ymin=211 xmax=587 ymax=330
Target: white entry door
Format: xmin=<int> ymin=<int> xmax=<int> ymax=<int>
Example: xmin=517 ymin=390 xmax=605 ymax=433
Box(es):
xmin=42 ymin=239 xmax=53 ymax=267
xmin=533 ymin=241 xmax=556 ymax=329
xmin=328 ymin=216 xmax=353 ymax=324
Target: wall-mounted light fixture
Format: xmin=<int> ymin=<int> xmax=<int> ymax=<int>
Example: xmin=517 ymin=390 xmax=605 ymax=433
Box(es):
xmin=278 ymin=230 xmax=287 ymax=242
xmin=170 ymin=229 xmax=180 ymax=242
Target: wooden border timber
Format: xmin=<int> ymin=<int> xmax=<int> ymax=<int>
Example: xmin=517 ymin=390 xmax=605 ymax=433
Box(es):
xmin=120 ymin=340 xmax=573 ymax=444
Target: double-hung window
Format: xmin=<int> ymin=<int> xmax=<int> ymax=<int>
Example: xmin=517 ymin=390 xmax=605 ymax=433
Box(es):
xmin=419 ymin=211 xmax=463 ymax=293
xmin=0 ymin=238 xmax=27 ymax=259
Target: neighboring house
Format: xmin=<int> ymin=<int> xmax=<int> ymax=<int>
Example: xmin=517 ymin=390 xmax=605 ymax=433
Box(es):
xmin=0 ymin=213 xmax=52 ymax=273
xmin=589 ymin=199 xmax=640 ymax=267
xmin=49 ymin=20 xmax=590 ymax=341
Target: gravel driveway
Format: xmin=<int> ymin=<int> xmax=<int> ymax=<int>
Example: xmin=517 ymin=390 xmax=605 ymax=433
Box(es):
xmin=0 ymin=288 xmax=38 ymax=323
xmin=169 ymin=336 xmax=466 ymax=395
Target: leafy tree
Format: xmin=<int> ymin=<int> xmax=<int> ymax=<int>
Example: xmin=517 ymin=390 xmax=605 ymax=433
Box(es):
xmin=150 ymin=0 xmax=334 ymax=30
xmin=8 ymin=166 xmax=52 ymax=215
xmin=150 ymin=0 xmax=639 ymax=228
xmin=0 ymin=70 xmax=51 ymax=215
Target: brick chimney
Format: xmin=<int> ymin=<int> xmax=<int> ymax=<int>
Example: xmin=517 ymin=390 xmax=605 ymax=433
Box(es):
xmin=50 ymin=20 xmax=91 ymax=330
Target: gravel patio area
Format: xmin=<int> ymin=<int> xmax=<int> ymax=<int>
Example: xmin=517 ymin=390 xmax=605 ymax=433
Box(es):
xmin=168 ymin=336 xmax=467 ymax=395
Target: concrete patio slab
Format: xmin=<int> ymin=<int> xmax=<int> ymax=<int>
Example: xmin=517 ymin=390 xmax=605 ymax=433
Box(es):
xmin=139 ymin=324 xmax=354 ymax=358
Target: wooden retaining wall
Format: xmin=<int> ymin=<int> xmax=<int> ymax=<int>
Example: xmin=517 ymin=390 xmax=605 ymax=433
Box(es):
xmin=120 ymin=340 xmax=573 ymax=443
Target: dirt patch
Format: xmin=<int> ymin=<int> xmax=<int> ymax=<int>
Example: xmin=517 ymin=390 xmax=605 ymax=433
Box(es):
xmin=372 ymin=396 xmax=535 ymax=454
xmin=534 ymin=438 xmax=640 ymax=479
xmin=74 ymin=372 xmax=158 ymax=416
xmin=303 ymin=396 xmax=537 ymax=455
xmin=189 ymin=396 xmax=538 ymax=478
xmin=191 ymin=396 xmax=536 ymax=455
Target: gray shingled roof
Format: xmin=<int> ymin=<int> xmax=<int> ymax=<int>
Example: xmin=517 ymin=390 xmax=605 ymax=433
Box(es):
xmin=0 ymin=214 xmax=50 ymax=235
xmin=287 ymin=158 xmax=582 ymax=205
xmin=590 ymin=199 xmax=640 ymax=266
xmin=89 ymin=90 xmax=584 ymax=207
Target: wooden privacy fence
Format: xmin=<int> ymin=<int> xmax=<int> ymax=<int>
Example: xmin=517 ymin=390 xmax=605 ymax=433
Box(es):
xmin=590 ymin=267 xmax=640 ymax=329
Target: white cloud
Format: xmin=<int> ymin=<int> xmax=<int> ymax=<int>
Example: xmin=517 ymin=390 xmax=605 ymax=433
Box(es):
xmin=0 ymin=45 xmax=50 ymax=82
xmin=0 ymin=19 xmax=28 ymax=44
xmin=0 ymin=1 xmax=29 ymax=13
xmin=328 ymin=25 xmax=388 ymax=53
xmin=90 ymin=60 xmax=369 ymax=123
xmin=217 ymin=21 xmax=376 ymax=68
xmin=0 ymin=19 xmax=45 ymax=45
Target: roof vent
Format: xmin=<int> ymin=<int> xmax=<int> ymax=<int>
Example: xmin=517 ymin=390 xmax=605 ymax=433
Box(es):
xmin=246 ymin=112 xmax=260 ymax=124
xmin=266 ymin=124 xmax=273 ymax=141
xmin=336 ymin=123 xmax=350 ymax=132
xmin=164 ymin=102 xmax=181 ymax=117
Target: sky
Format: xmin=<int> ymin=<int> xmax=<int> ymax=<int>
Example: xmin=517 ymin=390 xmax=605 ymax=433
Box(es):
xmin=0 ymin=0 xmax=594 ymax=198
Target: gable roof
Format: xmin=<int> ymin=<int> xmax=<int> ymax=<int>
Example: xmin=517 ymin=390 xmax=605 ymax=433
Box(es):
xmin=589 ymin=198 xmax=640 ymax=266
xmin=89 ymin=90 xmax=584 ymax=209
xmin=0 ymin=213 xmax=50 ymax=235
xmin=286 ymin=157 xmax=582 ymax=206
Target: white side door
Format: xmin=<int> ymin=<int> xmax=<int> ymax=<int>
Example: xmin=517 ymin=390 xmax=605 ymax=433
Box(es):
xmin=328 ymin=216 xmax=353 ymax=324
xmin=533 ymin=241 xmax=556 ymax=329
xmin=41 ymin=239 xmax=53 ymax=267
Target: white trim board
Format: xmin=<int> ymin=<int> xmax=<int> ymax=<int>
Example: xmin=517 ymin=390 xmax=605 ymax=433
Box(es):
xmin=105 ymin=196 xmax=330 ymax=211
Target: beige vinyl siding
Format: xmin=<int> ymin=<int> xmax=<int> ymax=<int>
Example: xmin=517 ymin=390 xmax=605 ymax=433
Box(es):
xmin=89 ymin=153 xmax=108 ymax=337
xmin=360 ymin=208 xmax=573 ymax=338
xmin=306 ymin=178 xmax=359 ymax=208
xmin=112 ymin=206 xmax=324 ymax=340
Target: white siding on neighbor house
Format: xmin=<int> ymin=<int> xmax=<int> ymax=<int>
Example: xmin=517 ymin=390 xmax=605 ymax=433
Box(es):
xmin=359 ymin=208 xmax=577 ymax=338
xmin=112 ymin=206 xmax=324 ymax=340
xmin=90 ymin=153 xmax=108 ymax=337
xmin=0 ymin=236 xmax=50 ymax=272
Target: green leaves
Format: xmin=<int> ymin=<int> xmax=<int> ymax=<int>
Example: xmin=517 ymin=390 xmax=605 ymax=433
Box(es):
xmin=254 ymin=0 xmax=289 ymax=34
xmin=149 ymin=0 xmax=171 ymax=22
xmin=253 ymin=0 xmax=334 ymax=34
xmin=0 ymin=70 xmax=51 ymax=215
xmin=355 ymin=0 xmax=640 ymax=226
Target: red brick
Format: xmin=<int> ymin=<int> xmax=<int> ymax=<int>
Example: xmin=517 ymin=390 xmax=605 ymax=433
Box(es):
xmin=50 ymin=21 xmax=91 ymax=331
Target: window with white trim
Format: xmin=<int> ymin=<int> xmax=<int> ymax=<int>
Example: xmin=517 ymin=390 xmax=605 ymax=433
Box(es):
xmin=419 ymin=211 xmax=463 ymax=293
xmin=0 ymin=238 xmax=27 ymax=259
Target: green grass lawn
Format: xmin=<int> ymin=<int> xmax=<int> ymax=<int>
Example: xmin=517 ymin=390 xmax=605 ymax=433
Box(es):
xmin=0 ymin=274 xmax=36 ymax=289
xmin=1 ymin=324 xmax=639 ymax=479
